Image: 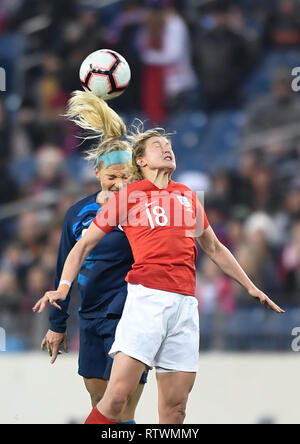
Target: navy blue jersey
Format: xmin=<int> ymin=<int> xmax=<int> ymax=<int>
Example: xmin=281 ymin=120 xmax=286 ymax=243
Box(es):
xmin=49 ymin=192 xmax=134 ymax=333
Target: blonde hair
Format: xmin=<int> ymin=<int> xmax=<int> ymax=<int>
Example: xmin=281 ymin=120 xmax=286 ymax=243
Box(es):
xmin=65 ymin=92 xmax=173 ymax=176
xmin=65 ymin=90 xmax=131 ymax=168
xmin=84 ymin=139 xmax=132 ymax=169
xmin=126 ymin=122 xmax=173 ymax=181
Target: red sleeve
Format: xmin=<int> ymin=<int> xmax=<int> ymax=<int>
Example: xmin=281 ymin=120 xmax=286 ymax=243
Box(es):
xmin=203 ymin=209 xmax=209 ymax=229
xmin=193 ymin=192 xmax=210 ymax=234
xmin=93 ymin=187 xmax=128 ymax=233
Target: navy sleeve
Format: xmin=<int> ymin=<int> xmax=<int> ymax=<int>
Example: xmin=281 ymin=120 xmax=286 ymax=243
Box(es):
xmin=49 ymin=209 xmax=76 ymax=333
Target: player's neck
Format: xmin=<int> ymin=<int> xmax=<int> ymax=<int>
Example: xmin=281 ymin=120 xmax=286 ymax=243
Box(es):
xmin=144 ymin=169 xmax=172 ymax=189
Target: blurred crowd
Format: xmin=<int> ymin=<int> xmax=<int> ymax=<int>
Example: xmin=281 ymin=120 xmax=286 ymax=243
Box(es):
xmin=0 ymin=0 xmax=300 ymax=351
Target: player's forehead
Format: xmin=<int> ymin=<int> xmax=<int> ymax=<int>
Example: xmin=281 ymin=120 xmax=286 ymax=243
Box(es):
xmin=104 ymin=164 xmax=127 ymax=175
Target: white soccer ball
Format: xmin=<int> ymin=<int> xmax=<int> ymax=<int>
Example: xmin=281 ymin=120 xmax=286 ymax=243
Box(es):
xmin=79 ymin=49 xmax=131 ymax=100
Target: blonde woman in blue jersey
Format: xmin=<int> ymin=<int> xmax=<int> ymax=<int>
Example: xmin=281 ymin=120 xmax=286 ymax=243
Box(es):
xmin=35 ymin=91 xmax=147 ymax=423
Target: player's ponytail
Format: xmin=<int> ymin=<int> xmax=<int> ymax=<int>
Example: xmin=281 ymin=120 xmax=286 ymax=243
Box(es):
xmin=65 ymin=90 xmax=126 ymax=142
xmin=65 ymin=90 xmax=131 ymax=168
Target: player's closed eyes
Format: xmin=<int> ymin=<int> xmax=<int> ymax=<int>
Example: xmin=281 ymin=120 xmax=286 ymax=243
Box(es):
xmin=107 ymin=176 xmax=128 ymax=180
xmin=153 ymin=142 xmax=172 ymax=151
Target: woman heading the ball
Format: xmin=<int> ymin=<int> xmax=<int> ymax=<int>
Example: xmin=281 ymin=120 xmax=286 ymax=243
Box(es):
xmin=33 ymin=92 xmax=147 ymax=424
xmin=33 ymin=92 xmax=284 ymax=424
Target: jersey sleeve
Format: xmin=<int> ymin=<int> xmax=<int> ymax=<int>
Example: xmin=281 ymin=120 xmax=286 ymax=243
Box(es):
xmin=93 ymin=187 xmax=128 ymax=233
xmin=194 ymin=192 xmax=210 ymax=235
xmin=49 ymin=208 xmax=75 ymax=333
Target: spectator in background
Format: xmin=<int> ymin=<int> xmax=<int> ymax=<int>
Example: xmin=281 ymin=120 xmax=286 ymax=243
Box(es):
xmin=205 ymin=170 xmax=235 ymax=246
xmin=280 ymin=218 xmax=300 ymax=305
xmin=193 ymin=1 xmax=253 ymax=111
xmin=140 ymin=0 xmax=197 ymax=123
xmin=12 ymin=99 xmax=45 ymax=159
xmin=226 ymin=218 xmax=246 ymax=252
xmin=54 ymin=192 xmax=83 ymax=225
xmin=29 ymin=144 xmax=66 ymax=196
xmin=270 ymin=179 xmax=300 ymax=249
xmin=0 ymin=99 xmax=10 ymax=160
xmin=248 ymin=163 xmax=279 ymax=212
xmin=283 ymin=181 xmax=300 ymax=222
xmin=0 ymin=270 xmax=20 ymax=313
xmin=0 ymin=242 xmax=41 ymax=306
xmin=0 ymin=271 xmax=21 ymax=338
xmin=0 ymin=2 xmax=8 ymax=35
xmin=9 ymin=0 xmax=77 ymax=52
xmin=0 ymin=100 xmax=17 ymax=204
xmin=204 ymin=198 xmax=228 ymax=247
xmin=0 ymin=243 xmax=23 ymax=274
xmin=0 ymin=160 xmax=18 ymax=205
xmin=205 ymin=162 xmax=279 ymax=217
xmin=196 ymin=255 xmax=236 ymax=349
xmin=209 ymin=170 xmax=232 ymax=210
xmin=234 ymin=212 xmax=280 ymax=306
xmin=0 ymin=199 xmax=81 ymax=347
xmin=39 ymin=244 xmax=59 ymax=277
xmin=17 ymin=211 xmax=45 ymax=272
xmin=22 ymin=264 xmax=50 ymax=348
xmin=230 ymin=150 xmax=259 ymax=214
xmin=196 ymin=256 xmax=236 ymax=315
xmin=263 ymin=0 xmax=300 ymax=50
xmin=219 ymin=2 xmax=262 ymax=66
xmin=72 ymin=8 xmax=103 ymax=56
xmin=58 ymin=7 xmax=109 ymax=96
xmin=38 ymin=53 xmax=65 ymax=119
xmin=107 ymin=0 xmax=146 ymax=112
xmin=38 ymin=54 xmax=70 ymax=148
xmin=230 ymin=156 xmax=282 ymax=216
xmin=23 ymin=264 xmax=50 ymax=313
xmin=241 ymin=67 xmax=300 ymax=157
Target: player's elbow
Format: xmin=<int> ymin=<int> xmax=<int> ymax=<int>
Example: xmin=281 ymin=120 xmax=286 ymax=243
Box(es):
xmin=203 ymin=237 xmax=222 ymax=259
xmin=197 ymin=226 xmax=224 ymax=259
xmin=70 ymin=238 xmax=90 ymax=265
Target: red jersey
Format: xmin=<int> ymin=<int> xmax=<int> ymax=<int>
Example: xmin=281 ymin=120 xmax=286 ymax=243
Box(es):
xmin=93 ymin=179 xmax=209 ymax=296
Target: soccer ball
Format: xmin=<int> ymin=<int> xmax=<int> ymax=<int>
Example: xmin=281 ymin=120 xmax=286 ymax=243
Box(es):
xmin=79 ymin=49 xmax=131 ymax=100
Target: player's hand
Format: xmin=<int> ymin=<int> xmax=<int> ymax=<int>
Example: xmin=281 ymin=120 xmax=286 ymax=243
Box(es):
xmin=32 ymin=291 xmax=66 ymax=313
xmin=41 ymin=330 xmax=68 ymax=364
xmin=248 ymin=288 xmax=285 ymax=313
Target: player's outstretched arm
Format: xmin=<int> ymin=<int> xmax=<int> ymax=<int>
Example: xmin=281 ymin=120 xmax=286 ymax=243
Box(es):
xmin=32 ymin=222 xmax=107 ymax=313
xmin=196 ymin=226 xmax=285 ymax=314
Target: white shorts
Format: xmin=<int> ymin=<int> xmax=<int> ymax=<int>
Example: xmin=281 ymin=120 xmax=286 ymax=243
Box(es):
xmin=109 ymin=283 xmax=200 ymax=372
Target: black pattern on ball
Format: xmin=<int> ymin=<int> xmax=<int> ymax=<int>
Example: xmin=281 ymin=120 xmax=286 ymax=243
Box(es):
xmin=81 ymin=51 xmax=129 ymax=95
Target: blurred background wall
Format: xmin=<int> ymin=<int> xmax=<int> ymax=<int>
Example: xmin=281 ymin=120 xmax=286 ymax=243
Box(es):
xmin=0 ymin=0 xmax=300 ymax=423
xmin=1 ymin=352 xmax=299 ymax=424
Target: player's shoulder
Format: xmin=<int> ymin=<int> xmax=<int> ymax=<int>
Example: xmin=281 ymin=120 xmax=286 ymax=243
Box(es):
xmin=118 ymin=179 xmax=150 ymax=197
xmin=126 ymin=179 xmax=149 ymax=191
xmin=169 ymin=180 xmax=194 ymax=194
xmin=127 ymin=179 xmax=190 ymax=192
